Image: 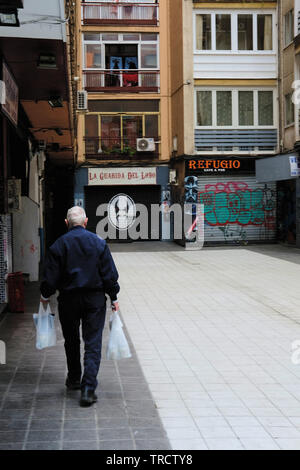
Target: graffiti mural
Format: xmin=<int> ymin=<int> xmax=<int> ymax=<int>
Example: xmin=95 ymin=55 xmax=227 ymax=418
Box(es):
xmin=198 ymin=180 xmax=277 ymax=243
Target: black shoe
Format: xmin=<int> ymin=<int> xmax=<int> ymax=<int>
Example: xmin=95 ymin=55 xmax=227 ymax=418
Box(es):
xmin=80 ymin=387 xmax=98 ymax=407
xmin=66 ymin=377 xmax=81 ymax=390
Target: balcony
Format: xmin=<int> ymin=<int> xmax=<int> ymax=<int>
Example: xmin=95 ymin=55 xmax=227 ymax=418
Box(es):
xmin=83 ymin=70 xmax=160 ymax=92
xmin=84 ymin=136 xmax=159 ymax=160
xmin=82 ymin=2 xmax=159 ymax=26
xmin=195 ymin=129 xmax=278 ymax=153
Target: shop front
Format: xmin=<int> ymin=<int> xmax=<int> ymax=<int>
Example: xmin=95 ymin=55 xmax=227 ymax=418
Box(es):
xmin=256 ymin=153 xmax=300 ymax=246
xmin=74 ymin=165 xmax=169 ymax=241
xmin=185 ymin=157 xmax=277 ymax=245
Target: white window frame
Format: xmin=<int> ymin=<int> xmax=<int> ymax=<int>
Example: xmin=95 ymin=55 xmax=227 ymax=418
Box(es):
xmin=194 ymin=87 xmax=278 ymax=130
xmin=193 ymin=9 xmax=277 ymax=54
xmin=82 ymin=33 xmax=160 ymax=72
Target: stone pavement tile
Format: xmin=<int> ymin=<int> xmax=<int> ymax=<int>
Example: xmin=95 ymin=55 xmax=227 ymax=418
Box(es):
xmin=97 ymin=428 xmax=132 ymax=441
xmin=0 ymin=443 xmax=24 ymax=450
xmin=275 ymin=439 xmax=300 ymax=450
xmin=206 ymin=438 xmax=245 ymax=450
xmin=257 ymin=416 xmax=294 ymax=427
xmin=194 ymin=416 xmax=229 ymax=427
xmin=62 ymin=441 xmax=98 ymax=450
xmin=165 ymin=427 xmax=202 ymax=440
xmin=135 ymin=439 xmax=171 ymax=450
xmin=25 ymin=442 xmax=61 ymax=450
xmin=63 ymin=418 xmax=97 ymax=430
xmin=63 ymin=429 xmax=98 ymax=441
xmin=98 ymin=441 xmax=135 ymax=450
xmin=249 ymin=408 xmax=285 ymax=417
xmin=0 ymin=431 xmax=26 ymax=444
xmin=198 ymin=426 xmax=236 ymax=439
xmin=170 ymin=439 xmax=208 ymax=450
xmin=0 ymin=419 xmax=28 ymax=430
xmin=231 ymin=426 xmax=271 ymax=439
xmin=27 ymin=430 xmax=60 ymax=442
xmin=240 ymin=438 xmax=280 ymax=450
xmin=132 ymin=427 xmax=168 ymax=440
xmin=264 ymin=426 xmax=300 ymax=439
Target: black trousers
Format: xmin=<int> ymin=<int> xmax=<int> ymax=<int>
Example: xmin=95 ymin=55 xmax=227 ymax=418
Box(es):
xmin=58 ymin=291 xmax=106 ymax=391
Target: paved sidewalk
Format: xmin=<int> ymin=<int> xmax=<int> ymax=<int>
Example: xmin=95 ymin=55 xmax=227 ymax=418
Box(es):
xmin=0 ymin=283 xmax=170 ymax=450
xmin=2 ymin=243 xmax=300 ymax=450
xmin=111 ymin=243 xmax=300 ymax=450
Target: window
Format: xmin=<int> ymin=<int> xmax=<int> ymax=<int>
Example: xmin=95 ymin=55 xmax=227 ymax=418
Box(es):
xmin=284 ymin=10 xmax=294 ymax=46
xmin=258 ymin=91 xmax=273 ymax=125
xmin=285 ymin=93 xmax=294 ymax=126
xmin=216 ymin=14 xmax=231 ymax=50
xmin=257 ymin=14 xmax=273 ymax=50
xmin=196 ymin=14 xmax=211 ymax=50
xmin=238 ymin=14 xmax=253 ymax=50
xmin=83 ymin=33 xmax=159 ymax=70
xmin=217 ymin=91 xmax=232 ymax=126
xmin=195 ymin=11 xmax=274 ymax=52
xmin=196 ymin=89 xmax=275 ymax=128
xmin=239 ymin=91 xmax=254 ymax=126
xmin=197 ymin=91 xmax=212 ymax=126
xmin=85 ymin=112 xmax=159 ymax=154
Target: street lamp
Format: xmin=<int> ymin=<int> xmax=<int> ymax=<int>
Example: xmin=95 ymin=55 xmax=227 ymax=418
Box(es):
xmin=0 ymin=9 xmax=19 ymax=27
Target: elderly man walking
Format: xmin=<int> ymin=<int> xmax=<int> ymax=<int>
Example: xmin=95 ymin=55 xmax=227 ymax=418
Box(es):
xmin=40 ymin=206 xmax=120 ymax=407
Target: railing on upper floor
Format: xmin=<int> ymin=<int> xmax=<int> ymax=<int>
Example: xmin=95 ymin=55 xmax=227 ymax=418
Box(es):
xmin=83 ymin=69 xmax=160 ymax=92
xmin=82 ymin=2 xmax=159 ymax=26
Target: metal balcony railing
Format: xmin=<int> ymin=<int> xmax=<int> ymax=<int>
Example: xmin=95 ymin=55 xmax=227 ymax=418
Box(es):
xmin=84 ymin=136 xmax=159 ymax=160
xmin=83 ymin=70 xmax=160 ymax=92
xmin=195 ymin=129 xmax=278 ymax=153
xmin=82 ymin=2 xmax=159 ymax=25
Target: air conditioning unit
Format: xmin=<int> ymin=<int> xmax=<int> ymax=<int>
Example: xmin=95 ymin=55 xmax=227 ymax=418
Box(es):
xmin=77 ymin=90 xmax=88 ymax=112
xmin=136 ymin=138 xmax=155 ymax=152
xmin=0 ymin=80 xmax=6 ymax=104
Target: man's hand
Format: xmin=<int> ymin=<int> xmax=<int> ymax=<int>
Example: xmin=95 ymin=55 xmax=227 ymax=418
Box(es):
xmin=111 ymin=301 xmax=119 ymax=312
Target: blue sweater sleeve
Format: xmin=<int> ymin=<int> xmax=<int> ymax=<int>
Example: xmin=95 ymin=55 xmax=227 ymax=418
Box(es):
xmin=40 ymin=243 xmax=63 ymax=298
xmin=99 ymin=242 xmax=120 ymax=301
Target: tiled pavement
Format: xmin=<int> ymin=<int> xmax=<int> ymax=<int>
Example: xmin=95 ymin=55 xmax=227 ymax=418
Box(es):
xmin=110 ymin=243 xmax=300 ymax=450
xmin=0 ymin=283 xmax=171 ymax=450
xmin=2 ymin=243 xmax=300 ymax=450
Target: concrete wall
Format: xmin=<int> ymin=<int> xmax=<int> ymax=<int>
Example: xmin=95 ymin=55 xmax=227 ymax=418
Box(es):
xmin=13 ymin=197 xmax=40 ymax=282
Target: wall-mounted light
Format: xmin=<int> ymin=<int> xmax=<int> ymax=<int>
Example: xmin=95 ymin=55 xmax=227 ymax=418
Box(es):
xmin=0 ymin=9 xmax=19 ymax=27
xmin=48 ymin=96 xmax=63 ymax=108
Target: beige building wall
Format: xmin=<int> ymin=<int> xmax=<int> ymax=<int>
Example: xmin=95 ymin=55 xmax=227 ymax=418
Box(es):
xmin=75 ymin=0 xmax=172 ymax=165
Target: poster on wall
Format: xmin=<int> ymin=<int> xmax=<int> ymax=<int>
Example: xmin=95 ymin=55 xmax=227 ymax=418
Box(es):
xmin=1 ymin=61 xmax=19 ymax=127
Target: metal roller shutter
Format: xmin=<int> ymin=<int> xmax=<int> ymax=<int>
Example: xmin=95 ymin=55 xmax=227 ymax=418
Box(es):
xmin=197 ymin=176 xmax=277 ymax=244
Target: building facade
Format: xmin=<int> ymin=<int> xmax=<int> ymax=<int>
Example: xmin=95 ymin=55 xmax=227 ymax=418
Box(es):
xmin=171 ymin=0 xmax=279 ymax=246
xmin=74 ymin=0 xmax=173 ymax=241
xmin=0 ymin=0 xmax=75 ymax=306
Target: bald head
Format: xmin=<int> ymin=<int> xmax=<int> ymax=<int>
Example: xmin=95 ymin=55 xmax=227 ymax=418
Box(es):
xmin=66 ymin=206 xmax=88 ymax=229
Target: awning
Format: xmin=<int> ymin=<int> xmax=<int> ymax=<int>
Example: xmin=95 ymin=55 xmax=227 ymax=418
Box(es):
xmin=256 ymin=153 xmax=300 ymax=183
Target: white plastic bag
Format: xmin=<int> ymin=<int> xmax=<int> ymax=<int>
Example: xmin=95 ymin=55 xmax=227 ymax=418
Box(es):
xmin=106 ymin=311 xmax=132 ymax=360
xmin=33 ymin=303 xmax=57 ymax=350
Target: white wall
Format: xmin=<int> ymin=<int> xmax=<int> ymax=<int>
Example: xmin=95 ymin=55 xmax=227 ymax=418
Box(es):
xmin=0 ymin=0 xmax=66 ymax=41
xmin=13 ymin=197 xmax=40 ymax=282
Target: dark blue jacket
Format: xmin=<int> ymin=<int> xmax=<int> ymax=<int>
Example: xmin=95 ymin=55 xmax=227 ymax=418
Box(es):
xmin=40 ymin=226 xmax=120 ymax=301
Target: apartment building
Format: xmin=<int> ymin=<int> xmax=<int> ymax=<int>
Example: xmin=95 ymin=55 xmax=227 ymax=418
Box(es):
xmin=74 ymin=0 xmax=172 ymax=241
xmin=171 ymin=0 xmax=279 ymax=245
xmin=256 ymin=0 xmax=300 ymax=246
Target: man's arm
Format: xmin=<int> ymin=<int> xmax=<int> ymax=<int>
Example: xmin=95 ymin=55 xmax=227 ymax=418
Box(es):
xmin=40 ymin=244 xmax=62 ymax=301
xmin=99 ymin=242 xmax=120 ymax=303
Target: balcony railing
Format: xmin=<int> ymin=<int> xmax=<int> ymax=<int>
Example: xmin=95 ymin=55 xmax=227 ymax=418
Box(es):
xmin=82 ymin=2 xmax=159 ymax=26
xmin=195 ymin=129 xmax=278 ymax=153
xmin=83 ymin=70 xmax=160 ymax=92
xmin=84 ymin=136 xmax=159 ymax=160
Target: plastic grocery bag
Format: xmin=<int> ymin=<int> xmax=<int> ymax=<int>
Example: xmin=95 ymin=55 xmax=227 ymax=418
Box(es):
xmin=33 ymin=303 xmax=57 ymax=350
xmin=106 ymin=311 xmax=132 ymax=360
